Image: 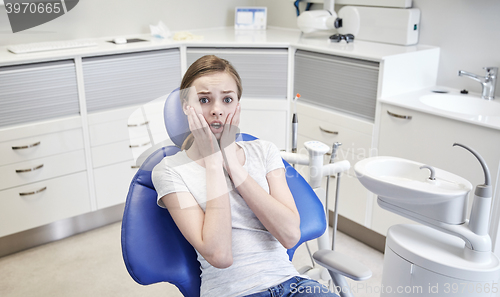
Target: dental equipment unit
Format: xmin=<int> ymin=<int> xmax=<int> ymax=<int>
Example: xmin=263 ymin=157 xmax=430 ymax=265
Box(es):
xmin=355 ymin=143 xmax=500 ymax=297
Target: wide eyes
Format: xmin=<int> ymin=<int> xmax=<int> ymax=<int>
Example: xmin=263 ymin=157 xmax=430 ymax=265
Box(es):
xmin=198 ymin=96 xmax=234 ymax=104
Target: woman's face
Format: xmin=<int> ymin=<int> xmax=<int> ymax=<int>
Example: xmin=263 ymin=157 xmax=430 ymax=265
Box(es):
xmin=184 ymin=71 xmax=239 ymax=139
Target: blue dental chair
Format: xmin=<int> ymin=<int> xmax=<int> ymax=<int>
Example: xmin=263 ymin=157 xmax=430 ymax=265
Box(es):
xmin=121 ymin=88 xmax=328 ymax=297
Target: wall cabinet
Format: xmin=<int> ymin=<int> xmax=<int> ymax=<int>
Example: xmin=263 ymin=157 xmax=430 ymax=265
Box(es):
xmin=374 ymin=103 xmax=500 ymax=235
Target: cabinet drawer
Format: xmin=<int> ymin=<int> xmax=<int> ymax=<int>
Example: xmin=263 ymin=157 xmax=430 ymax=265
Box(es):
xmin=297 ymin=102 xmax=373 ymax=134
xmin=0 ymin=171 xmax=91 ymax=237
xmin=0 ymin=128 xmax=84 ymax=167
xmin=88 ymin=108 xmax=151 ymax=148
xmin=89 ymin=119 xmax=150 ymax=147
xmin=0 ymin=115 xmax=81 ymax=143
xmin=297 ymin=113 xmax=373 ymax=157
xmin=91 ymin=139 xmax=152 ymax=168
xmin=0 ymin=150 xmax=86 ymax=191
xmin=94 ymin=160 xmax=138 ymax=209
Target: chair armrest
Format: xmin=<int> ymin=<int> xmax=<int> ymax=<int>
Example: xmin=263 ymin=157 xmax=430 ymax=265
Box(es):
xmin=313 ymin=249 xmax=372 ymax=281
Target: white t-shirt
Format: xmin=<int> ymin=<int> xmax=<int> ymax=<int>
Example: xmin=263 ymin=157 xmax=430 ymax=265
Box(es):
xmin=152 ymin=139 xmax=300 ymax=297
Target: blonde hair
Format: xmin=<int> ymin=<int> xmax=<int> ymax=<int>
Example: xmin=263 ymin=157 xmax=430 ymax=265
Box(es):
xmin=180 ymin=55 xmax=242 ymax=150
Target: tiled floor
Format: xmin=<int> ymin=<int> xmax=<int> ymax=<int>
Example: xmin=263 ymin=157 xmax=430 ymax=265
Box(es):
xmin=0 ymin=222 xmax=383 ymax=297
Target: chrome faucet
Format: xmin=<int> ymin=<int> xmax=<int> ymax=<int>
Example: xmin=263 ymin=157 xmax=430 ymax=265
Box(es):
xmin=458 ymin=67 xmax=497 ymax=100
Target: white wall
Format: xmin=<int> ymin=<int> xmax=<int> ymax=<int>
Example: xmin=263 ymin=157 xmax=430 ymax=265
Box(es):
xmin=256 ymin=0 xmax=500 ymax=95
xmin=0 ymin=0 xmax=254 ymax=46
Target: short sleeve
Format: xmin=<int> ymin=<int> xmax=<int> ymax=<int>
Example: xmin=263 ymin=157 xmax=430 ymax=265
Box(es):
xmin=264 ymin=141 xmax=285 ymax=174
xmin=152 ymin=158 xmax=189 ymax=208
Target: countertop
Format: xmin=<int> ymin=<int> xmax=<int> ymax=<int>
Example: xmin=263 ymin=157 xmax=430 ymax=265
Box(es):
xmin=0 ymin=26 xmax=438 ymax=66
xmin=380 ymin=87 xmax=500 ymax=131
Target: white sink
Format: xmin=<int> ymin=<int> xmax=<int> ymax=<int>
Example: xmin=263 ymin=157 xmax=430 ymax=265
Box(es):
xmin=419 ymin=94 xmax=500 ymax=116
xmin=355 ymin=156 xmax=472 ymax=224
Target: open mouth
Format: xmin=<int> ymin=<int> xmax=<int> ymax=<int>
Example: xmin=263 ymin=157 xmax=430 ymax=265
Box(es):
xmin=210 ymin=122 xmax=222 ymax=129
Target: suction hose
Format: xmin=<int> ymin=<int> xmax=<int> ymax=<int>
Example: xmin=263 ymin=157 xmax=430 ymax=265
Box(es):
xmin=453 ymin=143 xmax=492 ymax=236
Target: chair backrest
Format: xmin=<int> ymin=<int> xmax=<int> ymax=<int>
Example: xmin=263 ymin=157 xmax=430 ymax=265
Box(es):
xmin=121 ymin=89 xmax=327 ymax=297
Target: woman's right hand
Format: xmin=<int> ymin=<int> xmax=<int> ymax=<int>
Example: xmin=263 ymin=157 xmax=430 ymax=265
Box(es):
xmin=186 ymin=106 xmax=222 ymax=162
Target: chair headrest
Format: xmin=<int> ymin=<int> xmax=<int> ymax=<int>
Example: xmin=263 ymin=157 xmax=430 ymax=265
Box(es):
xmin=163 ymin=88 xmax=190 ymax=148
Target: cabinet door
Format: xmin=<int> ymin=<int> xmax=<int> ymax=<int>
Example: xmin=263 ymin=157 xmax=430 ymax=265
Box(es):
xmin=186 ymin=48 xmax=288 ymax=99
xmin=0 ymin=171 xmax=91 ymax=237
xmin=82 ymin=49 xmax=181 ymax=112
xmin=0 ymin=60 xmax=80 ymax=128
xmin=294 ymin=50 xmax=379 ymax=122
xmin=374 ymin=104 xmax=500 ymax=235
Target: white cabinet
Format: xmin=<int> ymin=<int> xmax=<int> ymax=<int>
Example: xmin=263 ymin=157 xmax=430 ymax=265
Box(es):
xmin=0 ymin=117 xmax=89 ymax=237
xmin=83 ymin=49 xmax=182 ymax=209
xmin=0 ymin=58 xmax=88 ymax=238
xmin=293 ymin=50 xmax=379 ymax=227
xmin=374 ymin=103 xmax=500 ymax=236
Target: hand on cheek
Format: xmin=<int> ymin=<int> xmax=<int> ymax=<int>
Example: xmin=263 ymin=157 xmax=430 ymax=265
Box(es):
xmin=186 ymin=106 xmax=221 ymax=160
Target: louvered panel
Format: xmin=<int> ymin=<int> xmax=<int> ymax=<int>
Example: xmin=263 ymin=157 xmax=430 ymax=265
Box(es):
xmin=186 ymin=48 xmax=288 ymax=99
xmin=294 ymin=50 xmax=379 ymax=121
xmin=82 ymin=49 xmax=181 ymax=113
xmin=0 ymin=60 xmax=79 ymax=128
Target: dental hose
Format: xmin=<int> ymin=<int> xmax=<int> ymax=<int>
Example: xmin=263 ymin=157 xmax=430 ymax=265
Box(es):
xmin=325 ymin=142 xmax=342 ymax=251
xmin=291 ymin=94 xmax=300 ymax=167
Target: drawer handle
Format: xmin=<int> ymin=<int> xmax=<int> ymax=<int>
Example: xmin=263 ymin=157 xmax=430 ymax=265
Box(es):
xmin=19 ymin=186 xmax=47 ymax=196
xmin=319 ymin=126 xmax=339 ymax=135
xmin=387 ymin=110 xmax=412 ymax=120
xmin=129 ymin=141 xmax=151 ymax=148
xmin=128 ymin=121 xmax=149 ymax=127
xmin=131 ymin=165 xmax=141 ymax=169
xmin=12 ymin=141 xmax=41 ymax=150
xmin=16 ymin=164 xmax=44 ymax=173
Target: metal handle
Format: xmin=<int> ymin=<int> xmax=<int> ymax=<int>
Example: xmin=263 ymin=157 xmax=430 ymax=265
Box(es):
xmin=319 ymin=126 xmax=339 ymax=135
xmin=129 ymin=141 xmax=151 ymax=148
xmin=19 ymin=186 xmax=47 ymax=196
xmin=128 ymin=121 xmax=149 ymax=127
xmin=12 ymin=141 xmax=41 ymax=150
xmin=131 ymin=165 xmax=140 ymax=169
xmin=16 ymin=164 xmax=44 ymax=173
xmin=387 ymin=110 xmax=412 ymax=120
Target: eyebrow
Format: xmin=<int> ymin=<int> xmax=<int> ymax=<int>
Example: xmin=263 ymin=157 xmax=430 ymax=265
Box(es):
xmin=197 ymin=90 xmax=236 ymax=95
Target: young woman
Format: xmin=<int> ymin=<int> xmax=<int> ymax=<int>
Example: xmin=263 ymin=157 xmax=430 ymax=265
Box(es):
xmin=152 ymin=55 xmax=338 ymax=297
